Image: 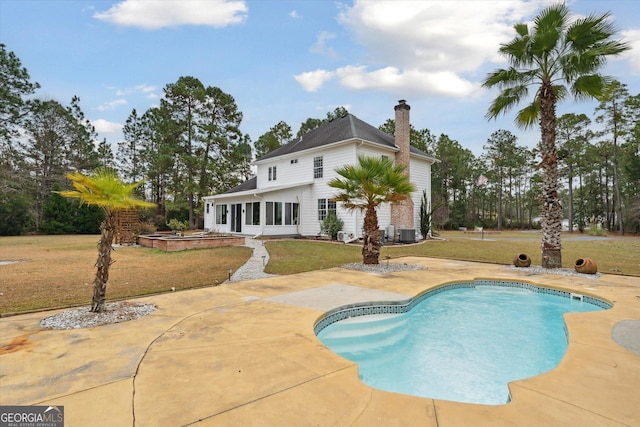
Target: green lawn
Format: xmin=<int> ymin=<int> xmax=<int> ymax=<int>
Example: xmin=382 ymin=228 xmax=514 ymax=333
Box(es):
xmin=265 ymin=230 xmax=640 ymax=276
xmin=1 ymin=231 xmax=638 ymax=315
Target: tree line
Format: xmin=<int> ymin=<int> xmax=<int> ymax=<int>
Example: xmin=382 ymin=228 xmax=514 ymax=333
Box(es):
xmin=1 ymin=42 xmax=638 ymax=236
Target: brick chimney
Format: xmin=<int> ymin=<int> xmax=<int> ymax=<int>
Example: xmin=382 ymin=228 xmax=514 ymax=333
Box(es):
xmin=391 ymin=100 xmax=415 ymax=239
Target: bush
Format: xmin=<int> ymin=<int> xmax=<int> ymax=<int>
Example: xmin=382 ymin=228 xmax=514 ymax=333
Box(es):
xmin=167 ymin=218 xmax=188 ymax=232
xmin=0 ymin=191 xmax=32 ymax=235
xmin=137 ymin=222 xmax=157 ymax=235
xmin=320 ymin=213 xmax=344 ymax=240
xmin=587 ymin=224 xmax=607 ymax=236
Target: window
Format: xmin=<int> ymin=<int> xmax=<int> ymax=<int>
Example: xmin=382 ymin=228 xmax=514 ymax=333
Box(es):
xmin=266 ymin=202 xmax=283 ymax=225
xmin=215 ymin=204 xmax=227 ymax=224
xmin=266 ymin=202 xmax=297 ymax=225
xmin=284 ymin=202 xmax=299 ymax=225
xmin=290 ymin=159 xmax=298 ymax=164
xmin=206 ymin=203 xmax=210 ymax=214
xmin=317 ymin=198 xmax=336 ymax=221
xmin=268 ymin=166 xmax=277 ymax=181
xmin=313 ymin=156 xmax=323 ymax=179
xmin=245 ymin=202 xmax=260 ymax=225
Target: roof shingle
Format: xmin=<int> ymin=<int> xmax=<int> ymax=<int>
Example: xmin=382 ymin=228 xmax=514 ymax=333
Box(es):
xmin=256 ymin=114 xmax=432 ymax=161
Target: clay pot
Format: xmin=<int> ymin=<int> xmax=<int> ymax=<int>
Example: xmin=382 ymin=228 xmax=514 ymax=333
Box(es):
xmin=575 ymin=258 xmax=598 ymax=274
xmin=513 ymin=253 xmax=531 ymax=268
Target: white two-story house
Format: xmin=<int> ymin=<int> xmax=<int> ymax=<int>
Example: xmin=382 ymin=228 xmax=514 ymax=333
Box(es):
xmin=203 ymin=100 xmax=437 ymax=241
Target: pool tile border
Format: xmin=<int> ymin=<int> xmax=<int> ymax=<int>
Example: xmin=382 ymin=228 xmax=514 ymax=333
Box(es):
xmin=314 ymin=279 xmax=612 ymax=335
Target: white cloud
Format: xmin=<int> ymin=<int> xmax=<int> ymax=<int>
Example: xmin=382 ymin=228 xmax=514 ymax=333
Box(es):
xmin=294 ymin=69 xmax=335 ymax=92
xmin=115 ymin=83 xmax=157 ymax=96
xmin=94 ymin=0 xmax=248 ymax=29
xmin=335 ymin=66 xmax=480 ymax=98
xmin=97 ymin=99 xmax=127 ymax=111
xmin=92 ymin=119 xmax=123 ymax=134
xmin=620 ymin=29 xmax=640 ymax=71
xmin=289 ymin=10 xmax=301 ymax=19
xmin=310 ymin=31 xmax=337 ymax=58
xmin=295 ymin=0 xmax=548 ymax=97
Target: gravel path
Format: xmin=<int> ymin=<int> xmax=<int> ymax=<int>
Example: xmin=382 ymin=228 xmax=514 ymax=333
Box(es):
xmin=227 ymin=237 xmax=278 ymax=282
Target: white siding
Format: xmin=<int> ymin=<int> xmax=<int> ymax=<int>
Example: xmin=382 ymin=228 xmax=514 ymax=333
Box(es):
xmin=356 ymin=144 xmax=396 ymax=160
xmin=299 ymin=144 xmax=357 ymax=236
xmin=410 ymin=158 xmax=432 ymax=237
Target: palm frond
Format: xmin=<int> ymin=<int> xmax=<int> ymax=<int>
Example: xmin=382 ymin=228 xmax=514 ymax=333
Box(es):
xmin=483 ymin=68 xmax=535 ymax=89
xmin=485 ymin=85 xmax=529 ymax=120
xmin=499 ymin=36 xmax=531 ymax=67
xmin=58 ymin=170 xmax=155 ymax=213
xmin=515 ymin=101 xmax=540 ymax=130
xmin=571 ymin=74 xmax=606 ymax=101
xmin=534 ymin=4 xmax=570 ymax=35
xmin=328 ymin=155 xmax=415 ymax=212
xmin=552 ymin=84 xmax=569 ymax=103
xmin=514 ymin=22 xmax=529 ymax=37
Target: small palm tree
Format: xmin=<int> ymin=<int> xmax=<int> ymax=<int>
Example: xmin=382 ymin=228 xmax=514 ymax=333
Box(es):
xmin=329 ymin=156 xmax=415 ymax=264
xmin=59 ymin=169 xmax=155 ymax=312
xmin=482 ymin=3 xmax=629 ymax=268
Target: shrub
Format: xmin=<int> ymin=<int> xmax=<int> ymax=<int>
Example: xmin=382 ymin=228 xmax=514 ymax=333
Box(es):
xmin=167 ymin=218 xmax=189 ymax=232
xmin=587 ymin=224 xmax=607 ymax=236
xmin=320 ymin=213 xmax=344 ymax=240
xmin=137 ymin=222 xmax=157 ymax=235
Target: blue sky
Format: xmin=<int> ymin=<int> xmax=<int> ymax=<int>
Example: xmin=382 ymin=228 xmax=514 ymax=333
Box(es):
xmin=1 ymin=0 xmax=638 ymax=156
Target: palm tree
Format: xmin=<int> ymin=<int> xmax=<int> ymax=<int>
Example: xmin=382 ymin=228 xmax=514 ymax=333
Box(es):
xmin=59 ymin=169 xmax=155 ymax=312
xmin=483 ymin=3 xmax=629 ymax=268
xmin=329 ymin=155 xmax=416 ymax=264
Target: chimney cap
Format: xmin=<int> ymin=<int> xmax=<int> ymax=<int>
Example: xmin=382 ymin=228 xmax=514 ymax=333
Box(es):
xmin=395 ymin=99 xmax=410 ymax=111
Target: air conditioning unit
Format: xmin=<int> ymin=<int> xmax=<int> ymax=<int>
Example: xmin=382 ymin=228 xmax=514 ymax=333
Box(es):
xmin=399 ymin=229 xmax=416 ymax=243
xmin=337 ymin=231 xmax=356 ymax=242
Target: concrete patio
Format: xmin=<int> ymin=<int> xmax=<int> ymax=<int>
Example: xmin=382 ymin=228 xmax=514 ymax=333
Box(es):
xmin=1 ymin=257 xmax=639 ymax=426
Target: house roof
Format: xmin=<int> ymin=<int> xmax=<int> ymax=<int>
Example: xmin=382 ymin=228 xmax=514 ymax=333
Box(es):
xmin=255 ymin=114 xmax=435 ymax=162
xmin=203 ymin=178 xmax=313 ymax=200
xmin=226 ymin=176 xmax=257 ymax=193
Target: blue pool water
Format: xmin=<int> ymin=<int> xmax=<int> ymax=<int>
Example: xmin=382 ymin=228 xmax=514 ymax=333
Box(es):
xmin=317 ymin=285 xmax=606 ymax=405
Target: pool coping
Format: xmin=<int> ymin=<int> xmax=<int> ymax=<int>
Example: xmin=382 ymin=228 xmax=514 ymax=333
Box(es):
xmin=314 ymin=278 xmax=613 ymax=335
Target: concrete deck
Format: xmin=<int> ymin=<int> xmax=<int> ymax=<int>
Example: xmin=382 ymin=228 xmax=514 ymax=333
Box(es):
xmin=1 ymin=257 xmax=639 ymax=426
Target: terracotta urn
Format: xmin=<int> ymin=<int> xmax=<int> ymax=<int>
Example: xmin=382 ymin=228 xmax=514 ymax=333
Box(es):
xmin=575 ymin=258 xmax=598 ymax=274
xmin=513 ymin=253 xmax=531 ymax=268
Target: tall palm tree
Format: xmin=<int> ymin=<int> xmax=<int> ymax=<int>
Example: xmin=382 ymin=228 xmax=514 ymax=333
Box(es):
xmin=483 ymin=3 xmax=629 ymax=268
xmin=329 ymin=155 xmax=415 ymax=264
xmin=59 ymin=169 xmax=155 ymax=312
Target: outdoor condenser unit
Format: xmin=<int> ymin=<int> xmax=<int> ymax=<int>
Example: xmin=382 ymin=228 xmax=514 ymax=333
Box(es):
xmin=337 ymin=231 xmax=355 ymax=242
xmin=399 ymin=229 xmax=416 ymax=243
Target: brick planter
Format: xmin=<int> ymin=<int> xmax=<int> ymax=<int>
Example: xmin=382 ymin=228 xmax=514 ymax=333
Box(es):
xmin=137 ymin=234 xmax=245 ymax=252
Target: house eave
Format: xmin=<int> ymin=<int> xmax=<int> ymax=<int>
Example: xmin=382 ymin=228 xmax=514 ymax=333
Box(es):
xmin=252 ymin=137 xmax=437 ymax=165
xmin=252 ymin=138 xmax=359 ymax=166
xmin=203 ymin=181 xmax=314 ymax=201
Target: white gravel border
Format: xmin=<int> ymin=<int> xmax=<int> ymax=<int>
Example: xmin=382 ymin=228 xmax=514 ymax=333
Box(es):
xmin=40 ymin=302 xmax=156 ymax=330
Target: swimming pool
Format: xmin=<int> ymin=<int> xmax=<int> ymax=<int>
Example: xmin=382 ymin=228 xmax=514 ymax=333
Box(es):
xmin=316 ymin=280 xmax=610 ymax=405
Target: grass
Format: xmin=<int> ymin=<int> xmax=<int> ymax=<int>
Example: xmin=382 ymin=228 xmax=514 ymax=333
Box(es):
xmin=265 ymin=230 xmax=640 ymax=276
xmin=264 ymin=240 xmax=363 ymax=274
xmin=1 ymin=231 xmax=638 ymax=314
xmin=0 ymin=235 xmax=251 ymax=314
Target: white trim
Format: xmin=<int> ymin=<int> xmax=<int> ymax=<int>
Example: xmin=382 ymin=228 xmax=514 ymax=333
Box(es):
xmin=203 ymin=181 xmax=313 ymax=201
